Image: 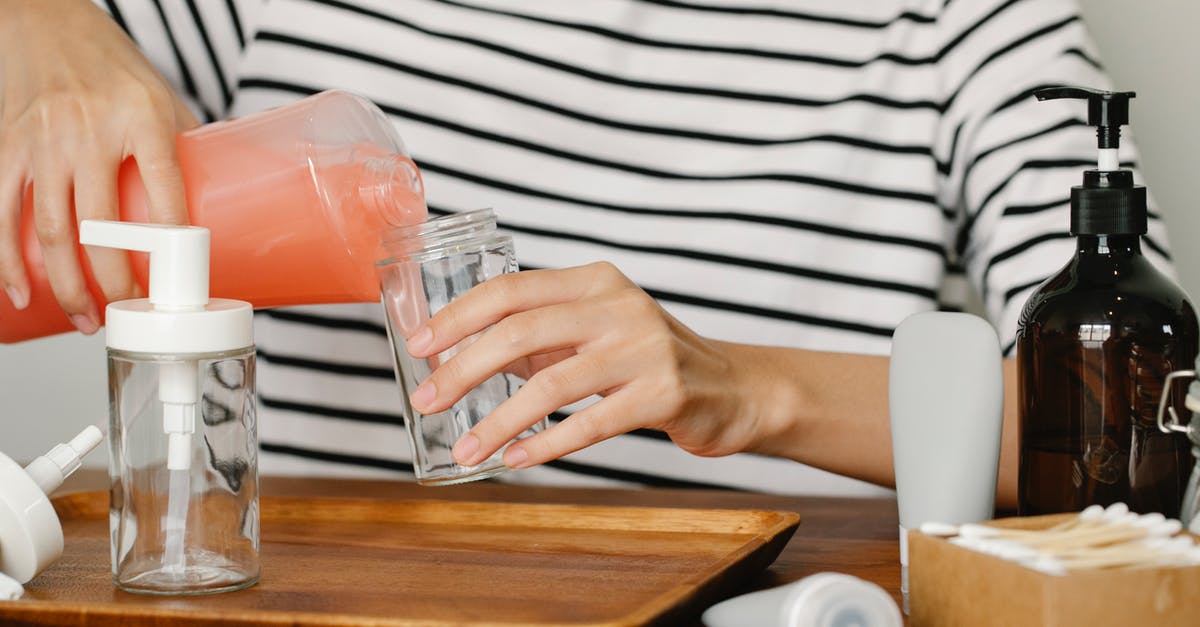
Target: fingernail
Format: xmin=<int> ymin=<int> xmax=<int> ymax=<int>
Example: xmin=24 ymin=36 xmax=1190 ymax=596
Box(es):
xmin=409 ymin=379 xmax=437 ymax=410
xmin=503 ymin=446 xmax=529 ymax=468
xmin=70 ymin=313 xmax=99 ymax=335
xmin=5 ymin=286 xmax=28 ymax=310
xmin=407 ymin=326 xmax=433 ymax=355
xmin=452 ymin=433 xmax=480 ymax=465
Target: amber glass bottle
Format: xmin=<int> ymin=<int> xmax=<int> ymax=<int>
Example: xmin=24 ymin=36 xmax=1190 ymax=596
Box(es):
xmin=1017 ymin=87 xmax=1199 ymax=517
xmin=1017 ymin=231 xmax=1197 ymax=516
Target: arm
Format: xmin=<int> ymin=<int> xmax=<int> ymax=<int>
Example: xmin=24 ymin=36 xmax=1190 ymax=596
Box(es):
xmin=737 ymin=344 xmax=1020 ymax=509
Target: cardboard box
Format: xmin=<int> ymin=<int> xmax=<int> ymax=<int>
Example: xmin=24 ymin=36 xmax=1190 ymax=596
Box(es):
xmin=909 ymin=513 xmax=1200 ymax=626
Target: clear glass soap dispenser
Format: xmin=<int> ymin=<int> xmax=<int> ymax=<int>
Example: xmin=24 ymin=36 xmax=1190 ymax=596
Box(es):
xmin=80 ymin=220 xmax=258 ymax=595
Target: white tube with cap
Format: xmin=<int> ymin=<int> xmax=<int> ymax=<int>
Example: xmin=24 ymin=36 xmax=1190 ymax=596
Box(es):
xmin=701 ymin=572 xmax=901 ymax=627
xmin=889 ymin=312 xmax=1004 ymax=615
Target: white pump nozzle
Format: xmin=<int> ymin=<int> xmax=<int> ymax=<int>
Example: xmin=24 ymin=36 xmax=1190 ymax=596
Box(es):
xmin=79 ymin=221 xmax=210 ymax=311
xmin=0 ymin=426 xmax=106 ymax=584
xmin=23 ymin=426 xmax=105 ymax=495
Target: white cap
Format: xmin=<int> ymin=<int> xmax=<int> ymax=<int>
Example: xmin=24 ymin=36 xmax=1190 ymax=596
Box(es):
xmin=701 ymin=572 xmax=902 ymax=627
xmin=79 ymin=221 xmax=252 ymax=353
xmin=781 ymin=573 xmax=902 ymax=627
xmin=0 ymin=426 xmax=104 ymax=584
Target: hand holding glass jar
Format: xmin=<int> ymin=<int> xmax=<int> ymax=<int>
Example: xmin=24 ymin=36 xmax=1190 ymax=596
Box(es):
xmin=402 ymin=258 xmax=790 ymax=472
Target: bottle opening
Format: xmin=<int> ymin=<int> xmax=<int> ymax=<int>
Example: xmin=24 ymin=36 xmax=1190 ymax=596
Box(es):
xmin=358 ymin=155 xmax=426 ymax=228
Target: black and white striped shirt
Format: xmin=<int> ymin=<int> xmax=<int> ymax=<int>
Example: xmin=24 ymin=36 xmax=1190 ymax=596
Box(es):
xmin=98 ymin=0 xmax=1171 ymax=495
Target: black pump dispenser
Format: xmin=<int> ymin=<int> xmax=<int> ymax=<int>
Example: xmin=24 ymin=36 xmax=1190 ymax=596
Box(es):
xmin=1017 ymin=86 xmax=1199 ymax=518
xmin=1034 ymin=87 xmax=1146 ymax=235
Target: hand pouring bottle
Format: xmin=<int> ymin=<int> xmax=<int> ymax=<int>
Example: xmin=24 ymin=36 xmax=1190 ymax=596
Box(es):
xmin=2 ymin=90 xmax=426 ymax=343
xmin=80 ymin=220 xmax=258 ymax=595
xmin=1017 ymin=87 xmax=1199 ymax=517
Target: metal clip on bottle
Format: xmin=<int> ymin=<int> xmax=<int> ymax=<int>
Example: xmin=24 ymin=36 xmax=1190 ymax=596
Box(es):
xmin=1156 ymin=363 xmax=1200 ymax=532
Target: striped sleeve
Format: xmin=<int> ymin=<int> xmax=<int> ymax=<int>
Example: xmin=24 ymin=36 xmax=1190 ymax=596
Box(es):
xmin=934 ymin=0 xmax=1172 ymax=353
xmin=93 ymin=0 xmax=265 ymax=121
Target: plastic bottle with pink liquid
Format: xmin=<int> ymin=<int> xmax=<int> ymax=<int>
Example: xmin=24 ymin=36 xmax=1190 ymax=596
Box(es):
xmin=2 ymin=90 xmax=427 ymax=343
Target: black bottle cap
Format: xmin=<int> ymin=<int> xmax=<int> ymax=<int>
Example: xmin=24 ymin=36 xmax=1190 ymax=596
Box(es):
xmin=1070 ymin=171 xmax=1147 ymax=235
xmin=1035 ymin=86 xmax=1147 ymax=236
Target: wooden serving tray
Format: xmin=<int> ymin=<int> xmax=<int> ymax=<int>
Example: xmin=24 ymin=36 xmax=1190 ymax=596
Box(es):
xmin=1 ymin=491 xmax=799 ymax=626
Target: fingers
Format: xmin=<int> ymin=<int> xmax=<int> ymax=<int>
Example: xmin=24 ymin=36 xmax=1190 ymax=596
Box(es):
xmin=129 ymin=113 xmax=188 ymax=226
xmin=503 ymin=391 xmax=642 ymax=469
xmin=450 ymin=353 xmax=625 ymax=467
xmin=407 ymin=263 xmax=630 ymax=358
xmin=0 ymin=141 xmax=30 ymax=309
xmin=76 ymin=152 xmax=139 ymax=301
xmin=171 ymin=94 xmax=201 ymax=131
xmin=33 ymin=150 xmax=98 ymax=333
xmin=0 ymin=3 xmax=192 ymax=326
xmin=409 ymin=301 xmax=598 ymax=415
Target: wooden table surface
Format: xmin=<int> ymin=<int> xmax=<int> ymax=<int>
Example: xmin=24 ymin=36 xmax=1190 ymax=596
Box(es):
xmin=56 ymin=471 xmax=902 ymax=625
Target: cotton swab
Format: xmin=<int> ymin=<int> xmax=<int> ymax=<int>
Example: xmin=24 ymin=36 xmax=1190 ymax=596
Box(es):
xmin=919 ymin=503 xmax=1114 ymax=540
xmin=922 ymin=503 xmax=1196 ymax=575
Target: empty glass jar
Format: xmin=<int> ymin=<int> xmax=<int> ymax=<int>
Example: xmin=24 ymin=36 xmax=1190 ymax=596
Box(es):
xmin=108 ymin=348 xmax=259 ymax=594
xmin=377 ymin=209 xmax=546 ymax=485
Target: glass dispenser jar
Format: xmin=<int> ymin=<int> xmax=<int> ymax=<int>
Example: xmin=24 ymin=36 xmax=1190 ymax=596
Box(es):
xmin=82 ymin=220 xmax=258 ymax=595
xmin=108 ymin=348 xmax=259 ymax=594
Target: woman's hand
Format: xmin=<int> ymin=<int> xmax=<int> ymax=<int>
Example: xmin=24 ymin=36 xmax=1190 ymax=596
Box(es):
xmin=0 ymin=0 xmax=198 ymax=332
xmin=405 ymin=262 xmax=777 ymax=469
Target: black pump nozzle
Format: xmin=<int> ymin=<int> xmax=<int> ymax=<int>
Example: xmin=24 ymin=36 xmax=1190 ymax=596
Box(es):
xmin=1034 ymin=87 xmax=1135 ymax=149
xmin=1034 ymin=86 xmax=1145 ymax=236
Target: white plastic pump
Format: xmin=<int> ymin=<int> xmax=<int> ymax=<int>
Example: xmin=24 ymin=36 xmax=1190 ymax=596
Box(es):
xmin=81 ymin=221 xmax=211 ymax=310
xmin=78 ymin=221 xmax=253 ymax=356
xmin=80 ymin=222 xmax=213 ymax=472
xmin=80 ymin=221 xmax=254 ymax=470
xmin=0 ymin=426 xmax=104 ymax=586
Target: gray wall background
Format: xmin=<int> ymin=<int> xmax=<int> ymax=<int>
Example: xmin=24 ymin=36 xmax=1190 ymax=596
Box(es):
xmin=2 ymin=1 xmax=1198 ymax=468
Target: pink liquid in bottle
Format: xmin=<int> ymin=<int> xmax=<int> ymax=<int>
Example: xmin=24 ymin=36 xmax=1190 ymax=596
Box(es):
xmin=1 ymin=91 xmax=426 ymax=343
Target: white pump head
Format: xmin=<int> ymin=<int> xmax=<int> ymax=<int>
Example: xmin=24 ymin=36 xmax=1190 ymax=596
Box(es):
xmin=80 ymin=221 xmax=209 ymax=311
xmin=78 ymin=220 xmax=252 ymax=473
xmin=76 ymin=220 xmax=252 ymax=354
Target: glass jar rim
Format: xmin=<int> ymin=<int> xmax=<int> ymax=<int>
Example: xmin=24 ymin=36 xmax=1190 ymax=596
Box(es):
xmin=378 ymin=233 xmax=512 ymax=266
xmin=379 ymin=208 xmax=499 ymax=263
xmin=383 ymin=208 xmax=495 ymax=243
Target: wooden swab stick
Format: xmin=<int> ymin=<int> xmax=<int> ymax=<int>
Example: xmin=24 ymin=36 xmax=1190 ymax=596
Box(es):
xmin=1024 ymin=519 xmax=1180 ymax=552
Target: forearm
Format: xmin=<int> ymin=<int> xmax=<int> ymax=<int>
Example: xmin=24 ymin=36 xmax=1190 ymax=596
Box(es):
xmin=724 ymin=342 xmax=1019 ymax=509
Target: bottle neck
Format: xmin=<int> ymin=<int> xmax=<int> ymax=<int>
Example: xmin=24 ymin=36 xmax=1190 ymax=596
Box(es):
xmin=1076 ymin=234 xmax=1141 ymax=256
xmin=357 ymin=155 xmax=426 ymax=228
